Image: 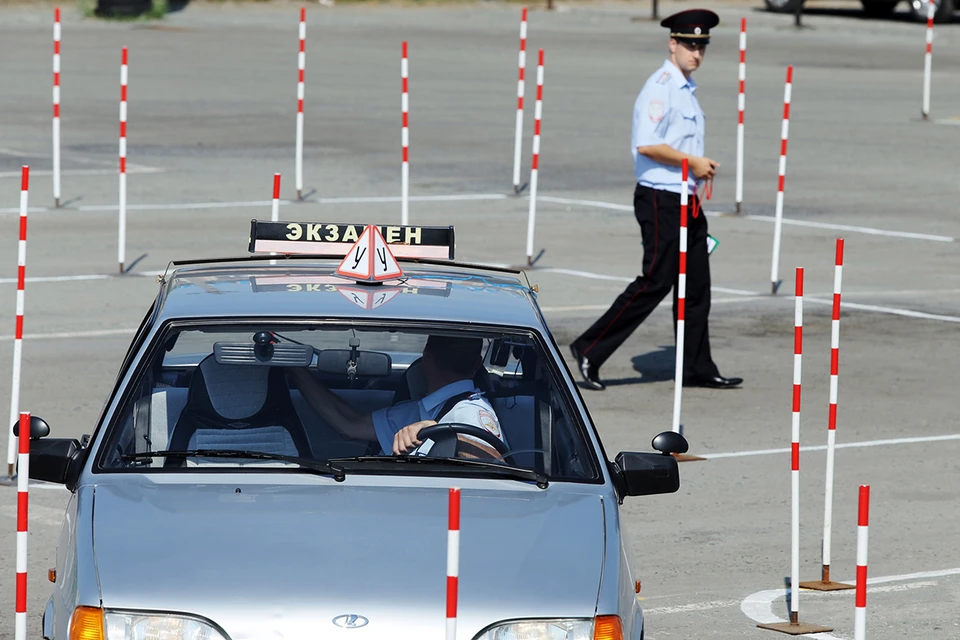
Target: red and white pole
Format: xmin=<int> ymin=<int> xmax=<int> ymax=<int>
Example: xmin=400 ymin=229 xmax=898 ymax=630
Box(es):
xmin=671 ymin=159 xmax=689 ymax=434
xmin=922 ymin=2 xmax=934 ymax=120
xmin=401 ymin=41 xmax=410 ymax=226
xmin=6 ymin=168 xmax=29 ymax=478
xmin=446 ymin=487 xmax=460 ymax=640
xmin=525 ymin=48 xmax=544 ymax=267
xmin=15 ymin=412 xmax=30 ymax=640
xmin=295 ymin=7 xmax=306 ymax=200
xmin=769 ymin=65 xmax=792 ymax=295
xmin=118 ymin=46 xmax=128 ymax=275
xmin=789 ymin=266 xmax=804 ymax=625
xmin=511 ymin=7 xmax=528 ymax=194
xmin=272 ymin=172 xmax=281 ymax=222
xmin=820 ymin=238 xmax=844 ymax=583
xmin=854 ymin=484 xmax=870 ymax=640
xmin=53 ymin=7 xmax=62 ymax=208
xmin=735 ymin=17 xmax=745 ymax=214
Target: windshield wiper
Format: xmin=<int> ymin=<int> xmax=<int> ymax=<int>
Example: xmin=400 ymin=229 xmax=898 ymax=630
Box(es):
xmin=121 ymin=450 xmax=345 ymax=481
xmin=328 ymin=455 xmax=548 ymax=489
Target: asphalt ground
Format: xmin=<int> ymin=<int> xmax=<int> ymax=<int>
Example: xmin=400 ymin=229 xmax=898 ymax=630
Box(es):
xmin=1 ymin=0 xmax=959 ymax=638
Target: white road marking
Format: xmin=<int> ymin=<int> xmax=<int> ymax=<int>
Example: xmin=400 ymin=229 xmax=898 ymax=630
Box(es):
xmin=538 ymin=267 xmax=960 ymax=323
xmin=1 ymin=191 xmax=953 ymax=244
xmin=0 ymin=193 xmax=507 ymax=215
xmin=642 ymin=599 xmax=741 ymax=615
xmin=1 ymin=328 xmax=135 ymax=341
xmin=540 ymin=297 xmax=764 ymax=313
xmin=737 ymin=214 xmax=954 ymax=243
xmin=701 ymin=433 xmax=960 ymax=460
xmin=0 ymin=271 xmax=163 ymax=286
xmin=0 ymin=274 xmax=112 ymax=285
xmin=0 ymin=166 xmax=163 ymax=179
xmin=807 ymin=296 xmax=960 ymax=323
xmin=0 ymin=503 xmax=64 ymax=527
xmin=741 ymin=568 xmax=960 ymax=637
xmin=538 ymin=195 xmax=632 ymax=212
xmin=534 ymin=194 xmax=956 ymax=243
xmin=643 ymin=580 xmax=939 ymax=619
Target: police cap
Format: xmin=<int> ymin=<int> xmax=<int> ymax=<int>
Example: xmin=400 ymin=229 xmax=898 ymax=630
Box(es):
xmin=660 ymin=9 xmax=720 ymax=46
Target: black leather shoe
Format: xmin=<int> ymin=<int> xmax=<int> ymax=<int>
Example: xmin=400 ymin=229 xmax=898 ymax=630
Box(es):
xmin=683 ymin=374 xmax=744 ymax=389
xmin=570 ymin=344 xmax=605 ymax=391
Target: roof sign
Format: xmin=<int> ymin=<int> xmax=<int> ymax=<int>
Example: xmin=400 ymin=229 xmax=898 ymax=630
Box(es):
xmin=248 ymin=220 xmax=455 ymax=260
xmin=335 ymin=225 xmax=404 ymax=282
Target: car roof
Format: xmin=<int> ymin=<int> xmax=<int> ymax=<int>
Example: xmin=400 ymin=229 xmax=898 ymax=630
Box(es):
xmin=155 ymin=257 xmax=546 ymax=329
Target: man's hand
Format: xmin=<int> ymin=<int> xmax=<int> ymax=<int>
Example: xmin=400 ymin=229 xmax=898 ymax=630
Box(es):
xmin=689 ymin=156 xmax=720 ymax=181
xmin=393 ymin=420 xmax=437 ymax=455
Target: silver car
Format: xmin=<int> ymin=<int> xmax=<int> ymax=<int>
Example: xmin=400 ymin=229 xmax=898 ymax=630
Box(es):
xmin=26 ymin=222 xmax=688 ymax=640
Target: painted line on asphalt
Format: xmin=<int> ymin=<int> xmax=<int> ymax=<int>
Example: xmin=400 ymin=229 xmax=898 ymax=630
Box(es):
xmin=1 ymin=328 xmax=135 ymax=342
xmin=536 ymin=195 xmax=956 ymax=243
xmin=0 ymin=193 xmax=508 ymax=215
xmin=642 ymin=598 xmax=740 ymax=615
xmin=701 ymin=433 xmax=960 ymax=460
xmin=1 ymin=190 xmax=952 ymax=243
xmin=0 ymin=166 xmax=163 ymax=179
xmin=644 ymin=581 xmax=937 ymax=617
xmin=739 ymin=214 xmax=954 ymax=243
xmin=806 ymin=296 xmax=960 ymax=323
xmin=741 ymin=567 xmax=960 ymax=636
xmin=0 ymin=274 xmax=112 ymax=285
xmin=540 ymin=297 xmax=767 ymax=313
xmin=538 ymin=267 xmax=960 ymax=323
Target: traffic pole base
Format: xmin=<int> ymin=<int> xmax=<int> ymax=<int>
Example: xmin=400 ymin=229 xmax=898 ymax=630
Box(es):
xmin=671 ymin=452 xmax=706 ymax=462
xmin=799 ymin=579 xmax=854 ymax=591
xmin=757 ymin=621 xmax=833 ymax=635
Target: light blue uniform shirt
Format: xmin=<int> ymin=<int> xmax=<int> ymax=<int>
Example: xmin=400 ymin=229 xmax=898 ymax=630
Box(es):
xmin=632 ymin=59 xmax=705 ymax=194
xmin=371 ymin=379 xmax=504 ymax=455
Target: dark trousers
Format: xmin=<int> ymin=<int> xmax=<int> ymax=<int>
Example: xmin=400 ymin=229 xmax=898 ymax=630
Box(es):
xmin=571 ymin=184 xmax=720 ymax=380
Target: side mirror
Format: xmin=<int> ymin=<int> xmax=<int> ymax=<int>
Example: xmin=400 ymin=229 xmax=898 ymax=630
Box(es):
xmin=11 ymin=415 xmax=51 ymax=439
xmin=612 ymin=451 xmax=680 ymax=500
xmin=651 ymin=430 xmax=689 ymax=455
xmin=30 ymin=438 xmax=84 ymax=488
xmin=611 ymin=432 xmax=687 ymax=501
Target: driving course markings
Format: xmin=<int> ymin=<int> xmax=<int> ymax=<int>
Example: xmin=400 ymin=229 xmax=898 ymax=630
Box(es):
xmin=701 ymin=433 xmax=960 ymax=461
xmin=641 ymin=579 xmax=941 ymax=617
xmin=741 ymin=568 xmax=960 ymax=638
xmin=0 ymin=192 xmax=953 ymax=244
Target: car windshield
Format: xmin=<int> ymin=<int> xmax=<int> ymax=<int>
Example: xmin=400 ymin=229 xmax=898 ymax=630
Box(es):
xmin=98 ymin=323 xmax=599 ymax=481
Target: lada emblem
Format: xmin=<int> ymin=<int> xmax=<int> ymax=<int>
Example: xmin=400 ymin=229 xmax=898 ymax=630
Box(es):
xmin=332 ymin=614 xmax=369 ymax=629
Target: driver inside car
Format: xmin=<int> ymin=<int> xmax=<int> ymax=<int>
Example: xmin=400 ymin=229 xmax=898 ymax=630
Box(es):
xmin=287 ymin=335 xmax=506 ymax=458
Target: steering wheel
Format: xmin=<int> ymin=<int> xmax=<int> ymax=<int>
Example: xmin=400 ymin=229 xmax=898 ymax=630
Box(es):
xmin=416 ymin=422 xmax=511 ymax=457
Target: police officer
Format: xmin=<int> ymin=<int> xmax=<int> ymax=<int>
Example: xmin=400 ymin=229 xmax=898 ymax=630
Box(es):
xmin=570 ymin=9 xmax=743 ymax=391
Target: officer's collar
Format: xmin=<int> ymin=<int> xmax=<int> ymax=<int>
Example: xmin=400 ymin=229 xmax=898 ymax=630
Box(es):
xmin=663 ymin=59 xmax=696 ymax=91
xmin=420 ymin=379 xmax=479 ymax=413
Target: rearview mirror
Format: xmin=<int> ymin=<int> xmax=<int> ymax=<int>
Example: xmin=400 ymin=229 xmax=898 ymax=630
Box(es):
xmin=315 ymin=349 xmax=392 ymax=377
xmin=11 ymin=415 xmax=51 ymax=439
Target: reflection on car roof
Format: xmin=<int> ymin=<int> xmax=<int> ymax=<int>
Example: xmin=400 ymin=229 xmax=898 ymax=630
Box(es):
xmin=157 ymin=259 xmax=544 ymax=328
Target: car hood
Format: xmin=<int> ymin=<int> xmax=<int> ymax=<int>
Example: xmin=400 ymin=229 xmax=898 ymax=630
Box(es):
xmin=92 ymin=478 xmax=605 ymax=639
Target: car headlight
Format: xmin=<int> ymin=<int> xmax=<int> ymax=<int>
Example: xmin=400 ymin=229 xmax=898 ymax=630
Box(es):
xmin=475 ymin=619 xmax=594 ymax=640
xmin=474 ymin=617 xmax=623 ymax=640
xmin=104 ymin=611 xmax=228 ymax=640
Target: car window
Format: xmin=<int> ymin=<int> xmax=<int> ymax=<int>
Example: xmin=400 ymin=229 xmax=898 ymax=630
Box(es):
xmin=98 ymin=323 xmax=599 ymax=481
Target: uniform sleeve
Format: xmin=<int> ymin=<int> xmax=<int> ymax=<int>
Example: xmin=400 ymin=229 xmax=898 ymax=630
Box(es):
xmin=447 ymin=402 xmax=506 ymax=446
xmin=372 ymin=400 xmax=420 ymax=455
xmin=632 ymin=82 xmax=672 ymax=150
